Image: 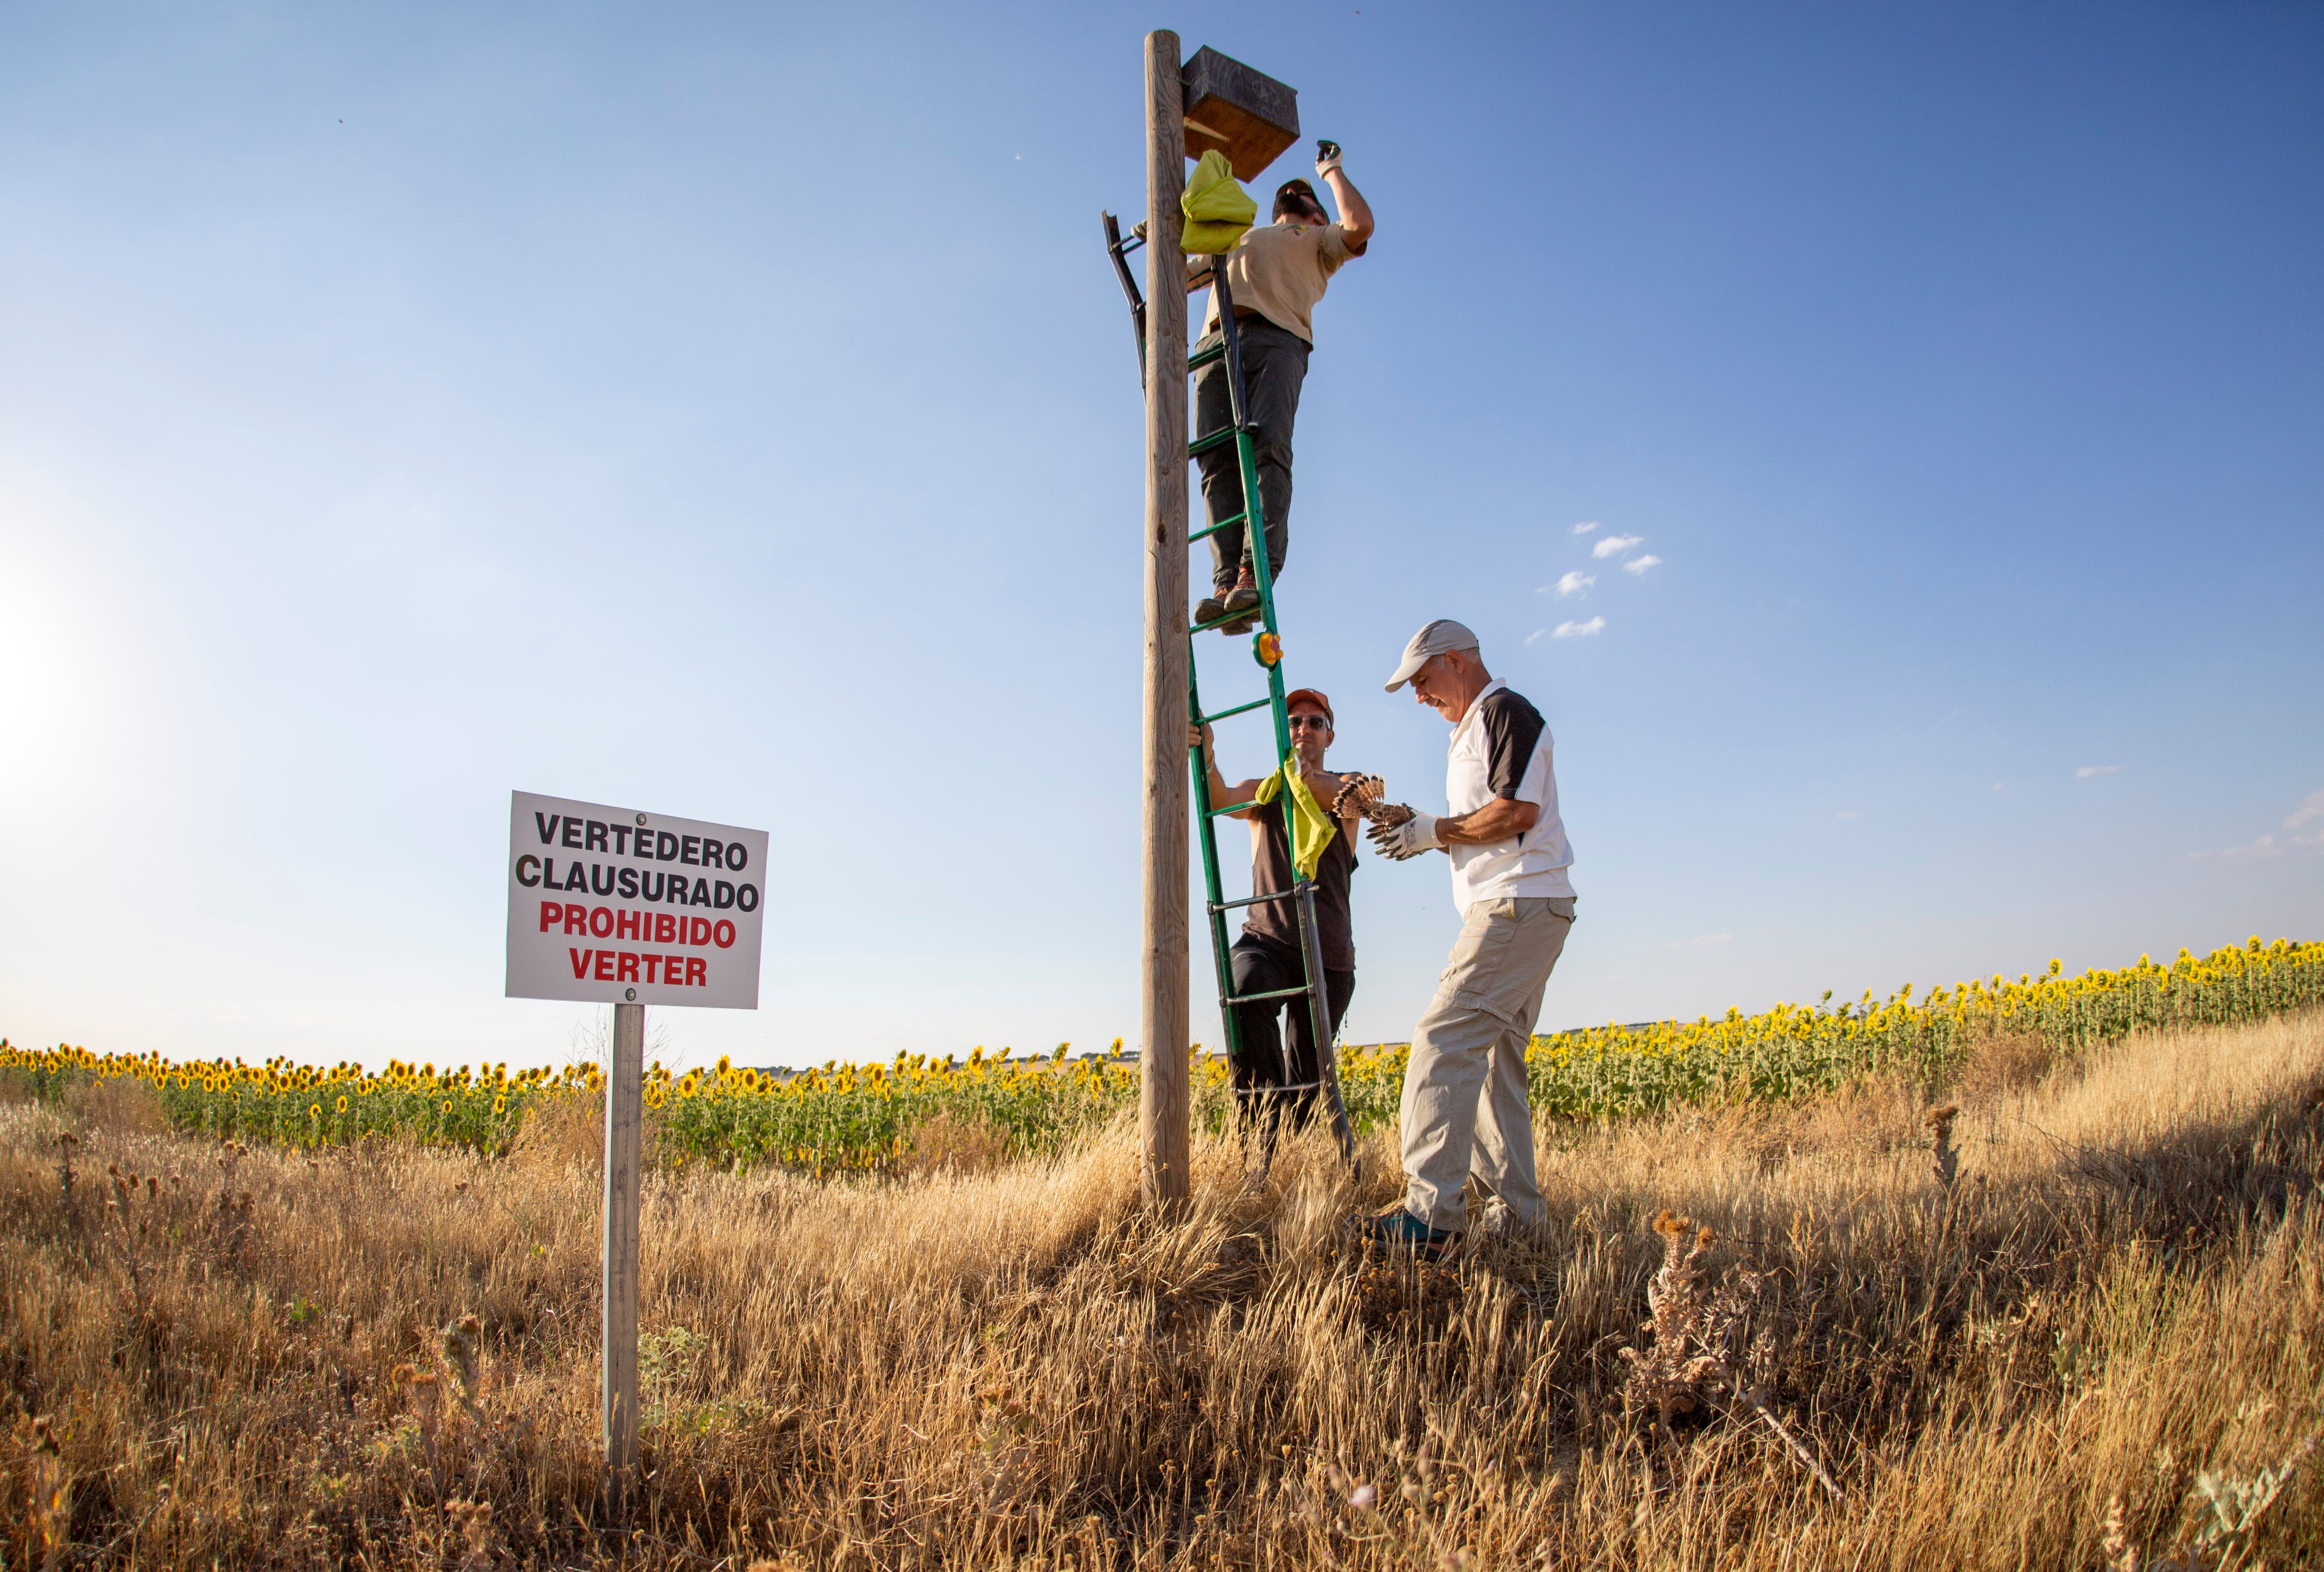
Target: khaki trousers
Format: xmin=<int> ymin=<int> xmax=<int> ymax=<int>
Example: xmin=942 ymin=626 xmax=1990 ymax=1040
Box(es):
xmin=1399 ymin=895 xmax=1575 ymax=1232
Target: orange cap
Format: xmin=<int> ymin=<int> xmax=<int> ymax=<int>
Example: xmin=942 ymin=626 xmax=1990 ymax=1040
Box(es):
xmin=1284 ymin=688 xmax=1334 ymax=726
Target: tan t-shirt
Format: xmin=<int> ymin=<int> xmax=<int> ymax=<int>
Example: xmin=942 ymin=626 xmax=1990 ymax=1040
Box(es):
xmin=1195 ymin=220 xmax=1353 ymax=345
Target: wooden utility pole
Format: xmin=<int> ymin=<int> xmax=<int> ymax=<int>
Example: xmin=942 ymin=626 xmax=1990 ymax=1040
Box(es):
xmin=602 ymin=1000 xmax=643 ymax=1512
xmin=1139 ymin=27 xmax=1191 ymax=1207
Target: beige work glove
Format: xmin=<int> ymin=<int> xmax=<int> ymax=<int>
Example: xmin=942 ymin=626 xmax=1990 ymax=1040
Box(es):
xmin=1367 ymin=810 xmax=1440 ymax=861
xmin=1314 ymin=139 xmax=1343 ymax=178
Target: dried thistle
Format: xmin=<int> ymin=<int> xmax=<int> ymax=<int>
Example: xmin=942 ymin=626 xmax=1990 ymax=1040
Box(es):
xmin=26 ymin=1413 xmax=70 ymax=1572
xmin=397 ymin=1364 xmax=448 ymax=1501
xmin=31 ymin=1460 xmax=69 ymax=1569
xmin=1617 ymin=1211 xmax=1737 ymax=1432
xmin=1927 ymin=1104 xmax=1962 ymax=1195
xmin=210 ymin=1144 xmax=253 ymax=1265
xmin=105 ymin=1164 xmax=160 ymax=1326
xmin=443 ymin=1314 xmax=484 ymax=1405
xmin=1616 ymin=1209 xmax=1841 ymax=1501
xmin=405 ymin=1367 xmax=442 ymax=1428
xmin=2101 ymin=1493 xmax=2139 ymax=1572
xmin=448 ymin=1498 xmax=497 ymax=1572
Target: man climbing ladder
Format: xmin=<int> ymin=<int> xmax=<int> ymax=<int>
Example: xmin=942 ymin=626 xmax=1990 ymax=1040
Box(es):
xmin=1189 ymin=144 xmax=1375 ymax=632
xmin=1190 ymin=688 xmax=1363 ymax=1162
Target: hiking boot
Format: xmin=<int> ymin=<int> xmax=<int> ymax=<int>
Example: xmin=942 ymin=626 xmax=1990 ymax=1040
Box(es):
xmin=1194 ymin=583 xmax=1235 ymax=627
xmin=1354 ymin=1206 xmax=1461 ymax=1262
xmin=1218 ymin=568 xmax=1261 ymax=634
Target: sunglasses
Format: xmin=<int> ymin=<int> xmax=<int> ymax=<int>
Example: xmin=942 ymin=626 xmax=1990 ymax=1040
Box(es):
xmin=1286 ymin=714 xmax=1332 ymax=731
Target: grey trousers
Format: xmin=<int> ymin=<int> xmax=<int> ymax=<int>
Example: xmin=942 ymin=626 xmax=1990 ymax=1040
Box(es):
xmin=1399 ymin=895 xmax=1576 ymax=1232
xmin=1193 ymin=315 xmax=1309 ymax=592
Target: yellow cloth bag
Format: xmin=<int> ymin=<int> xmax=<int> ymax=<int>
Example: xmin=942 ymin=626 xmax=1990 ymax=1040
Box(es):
xmin=1252 ymin=754 xmax=1337 ymax=881
xmin=1180 ymin=149 xmax=1256 ymax=256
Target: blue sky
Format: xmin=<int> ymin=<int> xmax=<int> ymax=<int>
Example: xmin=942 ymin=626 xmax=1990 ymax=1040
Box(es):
xmin=3 ymin=1 xmax=2318 ymax=1073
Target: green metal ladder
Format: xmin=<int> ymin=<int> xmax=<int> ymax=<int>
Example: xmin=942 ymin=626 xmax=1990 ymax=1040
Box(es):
xmin=1104 ymin=213 xmax=1356 ymax=1166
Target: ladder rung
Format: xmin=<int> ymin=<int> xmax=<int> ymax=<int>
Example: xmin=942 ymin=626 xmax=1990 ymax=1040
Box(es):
xmin=1188 ymin=428 xmax=1239 ymax=458
xmin=1188 ymin=343 xmax=1225 ymax=371
xmin=1190 ymin=511 xmax=1248 ymax=543
xmin=1201 ymin=696 xmax=1270 ymax=724
xmin=1189 ymin=607 xmax=1261 ymax=635
xmin=1211 ymin=889 xmax=1296 ymax=911
xmin=1203 ymin=801 xmax=1253 ymax=819
xmin=1225 ymin=984 xmax=1311 ymax=1005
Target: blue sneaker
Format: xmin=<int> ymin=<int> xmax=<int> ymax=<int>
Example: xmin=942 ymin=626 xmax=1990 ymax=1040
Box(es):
xmin=1356 ymin=1207 xmax=1460 ymax=1261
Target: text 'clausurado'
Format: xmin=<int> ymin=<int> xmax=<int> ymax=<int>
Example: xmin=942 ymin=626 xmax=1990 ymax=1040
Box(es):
xmin=512 ymin=810 xmax=757 ymax=992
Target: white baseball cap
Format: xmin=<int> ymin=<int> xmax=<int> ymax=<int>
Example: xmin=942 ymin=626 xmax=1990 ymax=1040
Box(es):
xmin=1384 ymin=619 xmax=1479 ymax=691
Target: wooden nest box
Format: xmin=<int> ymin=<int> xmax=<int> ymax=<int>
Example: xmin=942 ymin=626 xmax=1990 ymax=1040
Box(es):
xmin=1181 ymin=46 xmax=1299 ymax=183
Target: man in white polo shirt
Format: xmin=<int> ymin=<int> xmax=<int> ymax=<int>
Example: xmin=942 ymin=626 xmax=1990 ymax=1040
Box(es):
xmin=1357 ymin=619 xmax=1576 ymax=1258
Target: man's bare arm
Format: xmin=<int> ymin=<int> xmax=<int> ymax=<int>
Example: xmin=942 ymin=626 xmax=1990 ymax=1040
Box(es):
xmin=1323 ymin=168 xmax=1373 ymax=253
xmin=1303 ymin=770 xmax=1366 ymax=847
xmin=1190 ymin=722 xmax=1263 ymax=818
xmin=1435 ymin=797 xmax=1538 ymax=847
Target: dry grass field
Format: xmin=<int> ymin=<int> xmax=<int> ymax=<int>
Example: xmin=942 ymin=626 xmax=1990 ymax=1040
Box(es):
xmin=6 ymin=1012 xmax=2322 ymax=1570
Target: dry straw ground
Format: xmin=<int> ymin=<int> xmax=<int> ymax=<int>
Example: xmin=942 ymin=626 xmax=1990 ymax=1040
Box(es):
xmin=5 ymin=1012 xmax=2322 ymax=1570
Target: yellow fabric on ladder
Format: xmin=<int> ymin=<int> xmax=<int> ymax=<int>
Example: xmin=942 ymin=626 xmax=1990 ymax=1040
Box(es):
xmin=1252 ymin=754 xmax=1336 ymax=882
xmin=1180 ymin=149 xmax=1256 ymax=256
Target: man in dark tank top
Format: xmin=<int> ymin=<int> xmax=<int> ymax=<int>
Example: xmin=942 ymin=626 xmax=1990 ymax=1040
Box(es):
xmin=1190 ymin=687 xmax=1363 ymax=1159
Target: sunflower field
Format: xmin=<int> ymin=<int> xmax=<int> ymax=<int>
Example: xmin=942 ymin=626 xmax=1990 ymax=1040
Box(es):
xmin=5 ymin=937 xmax=2317 ymax=1174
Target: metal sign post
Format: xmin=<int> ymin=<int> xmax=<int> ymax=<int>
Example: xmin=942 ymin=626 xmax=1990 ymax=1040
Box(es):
xmin=503 ymin=790 xmax=768 ymax=1516
xmin=602 ymin=998 xmax=644 ymax=1511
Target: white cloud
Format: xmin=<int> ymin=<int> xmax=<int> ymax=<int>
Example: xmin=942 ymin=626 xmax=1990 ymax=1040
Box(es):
xmin=2076 ymin=765 xmax=2124 ymax=779
xmin=1524 ymin=627 xmax=1551 ymax=646
xmin=1551 ymin=617 xmax=1604 ymax=639
xmin=1571 ymin=521 xmax=1601 ymax=535
xmin=1591 ymin=534 xmax=1643 ymax=560
xmin=1623 ymin=554 xmax=1663 ymax=575
xmin=1667 ymin=932 xmax=1733 ymax=949
xmin=1542 ymin=570 xmax=1594 ymax=598
xmin=1837 ymin=810 xmax=1861 ymax=819
xmin=2184 ymin=789 xmax=2324 ymax=864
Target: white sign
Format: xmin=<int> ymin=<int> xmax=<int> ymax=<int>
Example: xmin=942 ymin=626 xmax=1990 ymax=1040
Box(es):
xmin=505 ymin=791 xmax=769 ymax=1010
